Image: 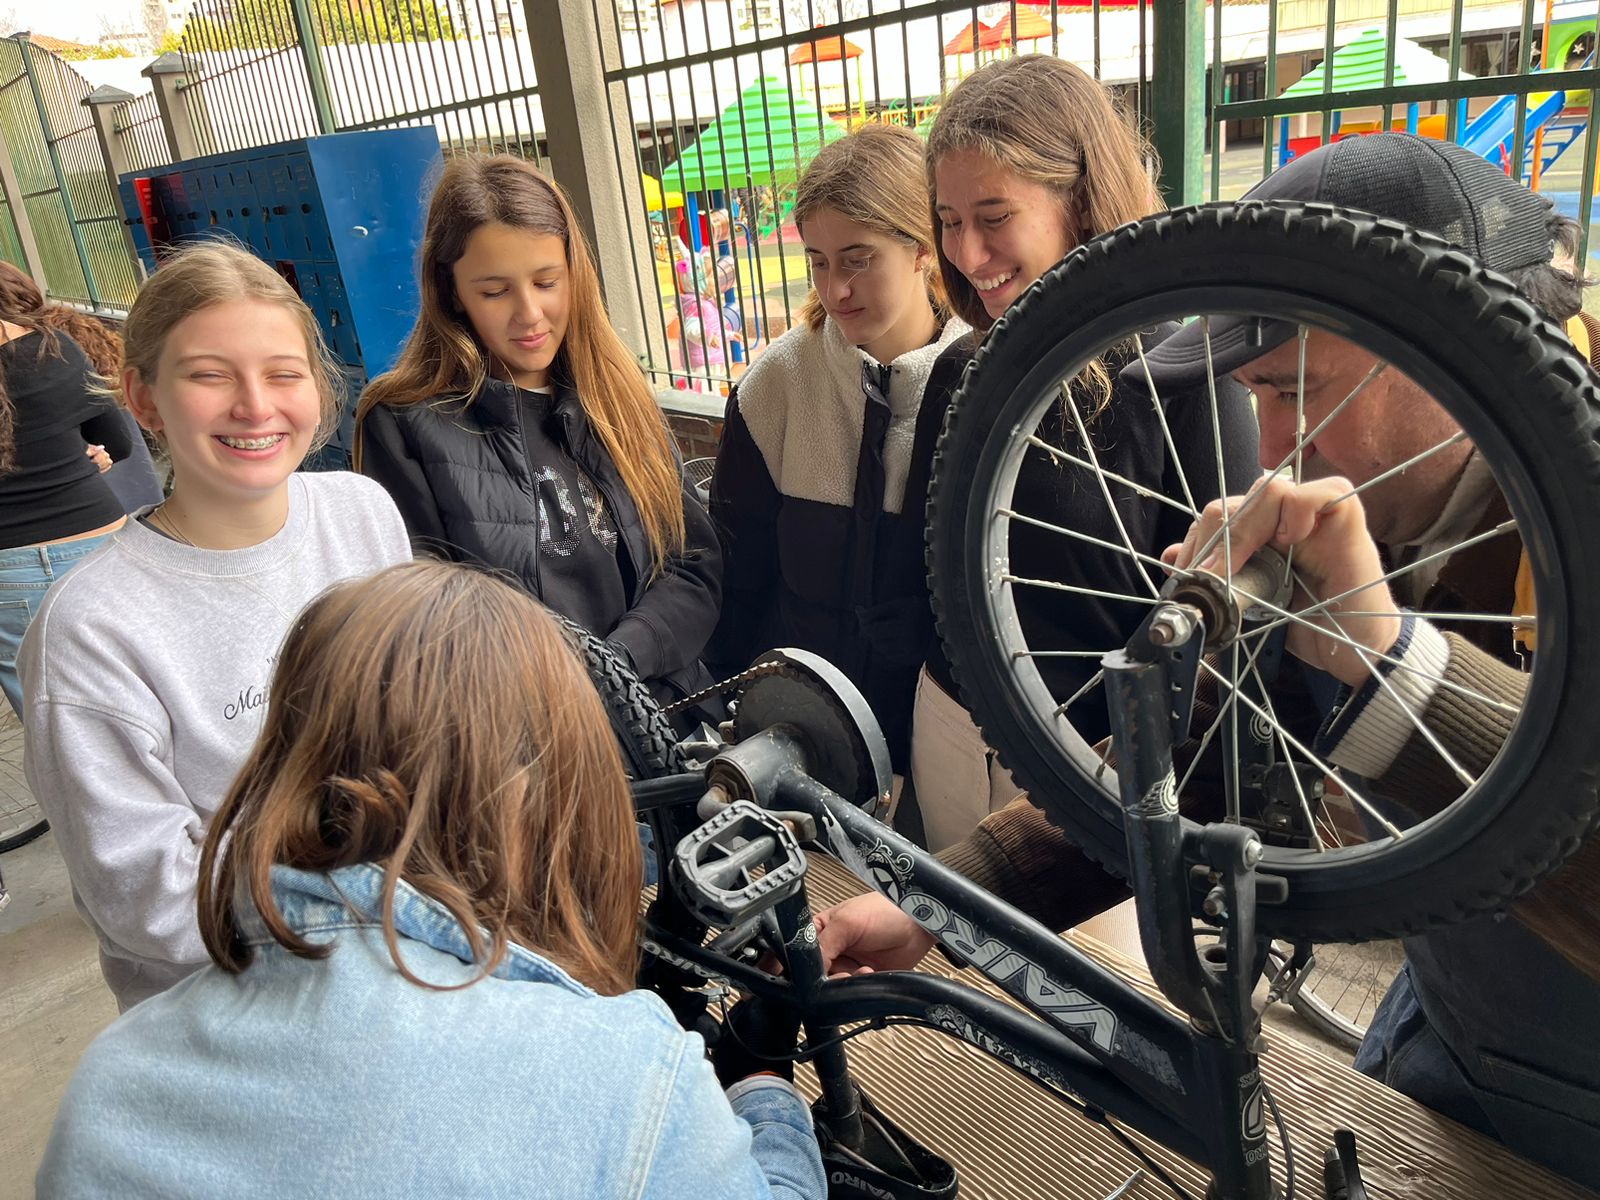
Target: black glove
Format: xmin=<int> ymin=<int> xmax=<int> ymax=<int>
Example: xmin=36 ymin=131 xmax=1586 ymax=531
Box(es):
xmin=712 ymin=995 xmax=803 ymax=1086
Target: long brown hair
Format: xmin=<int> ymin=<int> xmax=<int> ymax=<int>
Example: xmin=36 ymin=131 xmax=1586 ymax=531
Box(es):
xmin=119 ymin=240 xmax=344 ymax=450
xmin=356 ymin=155 xmax=685 ymax=574
xmin=794 ymin=123 xmax=948 ymax=331
xmin=0 ymin=262 xmax=130 ymax=475
xmin=926 ymin=56 xmax=1158 ymax=335
xmin=197 ymin=561 xmax=643 ymax=996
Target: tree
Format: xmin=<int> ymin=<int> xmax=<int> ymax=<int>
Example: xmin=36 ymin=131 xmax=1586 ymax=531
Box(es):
xmin=183 ymin=0 xmax=458 ymax=50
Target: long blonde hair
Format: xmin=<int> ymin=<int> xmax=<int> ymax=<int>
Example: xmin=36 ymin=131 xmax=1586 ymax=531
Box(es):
xmin=793 ymin=124 xmax=948 ymax=332
xmin=197 ymin=561 xmax=643 ymax=996
xmin=357 ymin=155 xmax=685 ymax=574
xmin=119 ymin=240 xmax=343 ymax=449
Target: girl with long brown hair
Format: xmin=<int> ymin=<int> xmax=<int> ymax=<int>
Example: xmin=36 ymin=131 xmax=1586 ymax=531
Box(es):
xmin=0 ymin=260 xmax=164 ymax=514
xmin=39 ymin=562 xmax=824 ymax=1199
xmin=0 ymin=264 xmax=141 ymax=721
xmin=812 ymin=56 xmax=1258 ymax=968
xmin=357 ymin=155 xmax=722 ymax=714
xmin=708 ymin=124 xmax=970 ymax=801
xmin=20 ymin=241 xmax=410 ymax=1011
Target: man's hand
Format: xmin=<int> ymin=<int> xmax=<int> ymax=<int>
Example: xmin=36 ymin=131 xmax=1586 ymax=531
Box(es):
xmin=814 ymin=891 xmax=936 ymax=975
xmin=1162 ymin=473 xmax=1402 ymax=688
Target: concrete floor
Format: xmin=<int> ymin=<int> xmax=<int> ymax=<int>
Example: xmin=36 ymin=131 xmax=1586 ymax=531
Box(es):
xmin=0 ymin=831 xmax=117 ymax=1200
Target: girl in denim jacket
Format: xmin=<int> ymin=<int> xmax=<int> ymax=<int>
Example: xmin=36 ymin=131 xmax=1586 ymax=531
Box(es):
xmin=38 ymin=561 xmax=824 ymax=1200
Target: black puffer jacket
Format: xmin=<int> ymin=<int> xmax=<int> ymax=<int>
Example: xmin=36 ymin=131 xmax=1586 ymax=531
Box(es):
xmin=358 ymin=376 xmax=722 ymax=703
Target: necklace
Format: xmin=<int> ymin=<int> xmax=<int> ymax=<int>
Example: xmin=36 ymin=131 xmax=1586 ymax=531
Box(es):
xmin=149 ymin=502 xmax=196 ymax=548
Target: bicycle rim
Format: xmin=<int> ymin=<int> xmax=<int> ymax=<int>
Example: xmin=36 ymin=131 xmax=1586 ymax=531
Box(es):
xmin=928 ymin=203 xmax=1600 ymax=942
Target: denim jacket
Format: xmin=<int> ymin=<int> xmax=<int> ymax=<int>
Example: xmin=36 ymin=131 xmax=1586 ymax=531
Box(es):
xmin=39 ymin=864 xmax=825 ymax=1200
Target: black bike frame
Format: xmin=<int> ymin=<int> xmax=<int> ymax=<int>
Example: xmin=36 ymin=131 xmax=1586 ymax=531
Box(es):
xmin=640 ymin=606 xmax=1281 ymax=1199
xmin=641 ymin=773 xmax=1276 ymax=1199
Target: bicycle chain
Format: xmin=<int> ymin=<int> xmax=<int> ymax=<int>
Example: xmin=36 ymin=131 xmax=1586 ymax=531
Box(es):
xmin=661 ymin=660 xmax=789 ymax=717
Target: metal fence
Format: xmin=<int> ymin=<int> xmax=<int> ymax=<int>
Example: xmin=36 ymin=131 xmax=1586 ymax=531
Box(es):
xmin=116 ymin=91 xmax=174 ymax=175
xmin=0 ymin=39 xmax=142 ymax=307
xmin=172 ymin=0 xmax=549 ymax=162
xmin=0 ymin=1 xmax=1595 ymax=341
xmin=1207 ymin=0 xmax=1600 ymax=272
xmin=594 ymin=0 xmax=1171 ymax=394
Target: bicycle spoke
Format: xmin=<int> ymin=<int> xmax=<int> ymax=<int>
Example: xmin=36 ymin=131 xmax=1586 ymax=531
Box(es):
xmin=1202 ymin=318 xmax=1234 ymax=612
xmin=1172 ymin=635 xmax=1276 ymax=801
xmin=1133 ymin=332 xmax=1199 ymax=514
xmin=1293 ymin=326 xmax=1308 ymax=488
xmin=1013 ymin=649 xmax=1109 ymax=659
xmin=1225 ymin=640 xmax=1242 ymax=824
xmin=1000 ymin=508 xmax=1193 ymax=575
xmin=1288 ymin=572 xmax=1479 ymax=790
xmin=1001 ymin=574 xmax=1165 ymax=606
xmin=1023 ymin=436 xmax=1200 ymax=521
xmin=1316 ymin=431 xmax=1471 ymax=512
xmin=1284 ymin=327 xmax=1309 ymax=586
xmin=1249 ymin=659 xmax=1328 ymax=852
xmin=1198 ymin=660 xmax=1404 ymax=841
xmin=1191 ymin=361 xmax=1389 ymax=567
xmin=1234 ymin=582 xmax=1520 ymax=715
xmin=1331 ymin=610 xmax=1533 ymax=626
xmin=1262 ymin=520 xmax=1520 ymax=633
xmin=1053 ymin=669 xmax=1106 ymax=718
xmin=1063 ymin=384 xmax=1162 ymax=598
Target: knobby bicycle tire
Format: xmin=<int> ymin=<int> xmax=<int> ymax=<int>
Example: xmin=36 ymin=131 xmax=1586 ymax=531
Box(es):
xmin=556 ymin=615 xmax=683 ymax=780
xmin=927 ymin=202 xmax=1600 ymax=942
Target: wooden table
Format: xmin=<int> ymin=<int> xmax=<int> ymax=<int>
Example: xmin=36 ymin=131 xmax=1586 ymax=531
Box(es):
xmin=790 ymin=856 xmax=1596 ymax=1200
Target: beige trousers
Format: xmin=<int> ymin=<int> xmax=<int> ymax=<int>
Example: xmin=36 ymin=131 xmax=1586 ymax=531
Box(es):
xmin=909 ymin=667 xmax=1024 ymax=852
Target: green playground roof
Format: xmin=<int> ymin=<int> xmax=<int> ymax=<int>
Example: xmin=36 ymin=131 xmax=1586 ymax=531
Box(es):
xmin=1279 ymin=28 xmax=1473 ymax=113
xmin=663 ymin=77 xmax=848 ymax=192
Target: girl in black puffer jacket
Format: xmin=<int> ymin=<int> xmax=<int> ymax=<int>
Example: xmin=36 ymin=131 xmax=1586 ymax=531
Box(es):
xmin=356 ymin=155 xmax=721 ymax=714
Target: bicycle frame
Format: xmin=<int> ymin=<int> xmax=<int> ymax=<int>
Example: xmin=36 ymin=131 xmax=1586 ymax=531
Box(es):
xmin=640 ymin=609 xmax=1282 ymax=1200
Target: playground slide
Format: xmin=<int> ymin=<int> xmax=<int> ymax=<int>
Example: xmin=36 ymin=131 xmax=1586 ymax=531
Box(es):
xmin=1462 ymin=88 xmax=1571 ymax=171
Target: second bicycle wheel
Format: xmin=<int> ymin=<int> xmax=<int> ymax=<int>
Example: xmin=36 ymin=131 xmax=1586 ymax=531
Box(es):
xmin=927 ymin=201 xmax=1600 ymax=943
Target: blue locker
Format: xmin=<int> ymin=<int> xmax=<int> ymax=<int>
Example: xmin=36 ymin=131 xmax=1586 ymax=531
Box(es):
xmin=118 ymin=127 xmax=442 ymax=468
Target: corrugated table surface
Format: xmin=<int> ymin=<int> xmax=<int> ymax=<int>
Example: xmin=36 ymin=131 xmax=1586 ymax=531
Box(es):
xmin=764 ymin=854 xmax=1598 ymax=1200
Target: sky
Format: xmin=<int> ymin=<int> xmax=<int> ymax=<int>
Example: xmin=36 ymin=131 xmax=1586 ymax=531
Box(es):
xmin=8 ymin=0 xmax=145 ymax=42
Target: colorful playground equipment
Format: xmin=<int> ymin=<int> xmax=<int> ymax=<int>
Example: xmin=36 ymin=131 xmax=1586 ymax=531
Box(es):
xmin=1274 ymin=12 xmax=1595 ymax=193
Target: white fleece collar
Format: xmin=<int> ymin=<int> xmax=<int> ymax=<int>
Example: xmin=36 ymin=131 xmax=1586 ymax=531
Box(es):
xmin=736 ymin=315 xmax=970 ymax=513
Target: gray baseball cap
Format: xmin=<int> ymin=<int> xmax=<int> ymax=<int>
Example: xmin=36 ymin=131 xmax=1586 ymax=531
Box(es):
xmin=1132 ymin=133 xmax=1557 ymax=390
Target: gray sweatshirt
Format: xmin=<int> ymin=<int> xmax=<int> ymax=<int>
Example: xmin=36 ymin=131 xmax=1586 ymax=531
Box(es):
xmin=19 ymin=471 xmax=411 ymax=1010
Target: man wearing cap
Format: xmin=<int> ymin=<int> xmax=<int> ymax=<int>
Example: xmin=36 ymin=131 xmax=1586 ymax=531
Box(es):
xmin=814 ymin=134 xmax=1600 ymax=1185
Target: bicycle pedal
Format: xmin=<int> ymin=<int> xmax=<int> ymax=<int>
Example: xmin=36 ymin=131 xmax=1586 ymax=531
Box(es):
xmin=670 ymin=799 xmax=807 ymax=929
xmin=815 ymin=1085 xmax=959 ymax=1199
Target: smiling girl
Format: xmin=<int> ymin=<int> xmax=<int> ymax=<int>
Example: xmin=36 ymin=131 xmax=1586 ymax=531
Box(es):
xmin=901 ymin=56 xmax=1261 ymax=851
xmin=18 ymin=241 xmax=411 ymax=1010
xmin=709 ymin=125 xmax=969 ymax=795
xmin=356 ymin=156 xmax=722 ymax=713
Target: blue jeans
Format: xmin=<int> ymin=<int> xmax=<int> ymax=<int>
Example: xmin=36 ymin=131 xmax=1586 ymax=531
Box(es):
xmin=0 ymin=532 xmax=118 ymax=719
xmin=1356 ymin=924 xmax=1600 ymax=1189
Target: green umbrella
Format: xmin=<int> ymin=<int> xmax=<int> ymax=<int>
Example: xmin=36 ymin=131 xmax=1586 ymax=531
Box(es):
xmin=664 ymin=77 xmax=848 ymax=193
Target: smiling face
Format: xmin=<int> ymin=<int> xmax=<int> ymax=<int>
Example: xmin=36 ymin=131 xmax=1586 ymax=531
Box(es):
xmin=123 ymin=298 xmax=321 ymax=508
xmin=451 ymin=222 xmax=571 ymax=390
xmin=934 ymin=148 xmax=1076 ymax=321
xmin=801 ymin=206 xmax=935 ymax=364
xmin=1234 ymin=328 xmax=1471 ymax=545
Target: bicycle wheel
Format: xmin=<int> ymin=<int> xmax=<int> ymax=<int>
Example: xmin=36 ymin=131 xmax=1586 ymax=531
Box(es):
xmin=1284 ymin=940 xmax=1404 ymax=1053
xmin=556 ymin=616 xmax=683 ymax=780
xmin=0 ymin=709 xmax=48 ymax=855
xmin=928 ymin=202 xmax=1600 ymax=943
